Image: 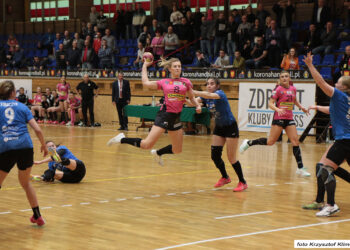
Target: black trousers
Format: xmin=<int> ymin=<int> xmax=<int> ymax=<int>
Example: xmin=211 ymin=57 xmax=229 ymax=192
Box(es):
xmin=116 ymin=100 xmax=128 ymax=128
xmin=82 ymin=99 xmax=94 ymax=126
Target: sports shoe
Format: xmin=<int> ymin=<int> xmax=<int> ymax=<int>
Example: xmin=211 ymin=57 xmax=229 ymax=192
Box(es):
xmin=31 ymin=175 xmax=43 ymax=181
xmin=66 ymin=121 xmax=71 ymax=126
xmin=30 ymin=216 xmax=45 ymax=226
xmin=78 ymin=121 xmax=84 ymax=127
xmin=296 ymin=168 xmax=311 ymax=177
xmin=233 ymin=182 xmax=248 ymax=192
xmin=214 ymin=177 xmax=231 ymax=188
xmin=316 ymin=204 xmax=340 ymax=217
xmin=302 ymin=201 xmax=324 ymax=210
xmin=151 ymin=149 xmax=164 ymax=166
xmin=48 ymin=146 xmax=61 ymax=162
xmin=37 ymin=120 xmax=44 ymax=124
xmin=239 ymin=139 xmax=250 ymax=154
xmin=53 ymin=121 xmax=59 ymax=125
xmin=107 ymin=133 xmax=125 ymax=146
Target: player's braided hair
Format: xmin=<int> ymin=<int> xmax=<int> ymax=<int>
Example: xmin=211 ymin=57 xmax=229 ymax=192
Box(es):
xmin=0 ymin=80 xmax=15 ymax=100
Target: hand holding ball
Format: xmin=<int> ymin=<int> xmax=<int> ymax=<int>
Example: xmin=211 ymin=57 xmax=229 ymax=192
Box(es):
xmin=143 ymin=52 xmax=154 ymax=65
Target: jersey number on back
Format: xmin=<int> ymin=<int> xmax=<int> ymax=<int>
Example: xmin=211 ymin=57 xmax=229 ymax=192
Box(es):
xmin=4 ymin=107 xmax=15 ymax=124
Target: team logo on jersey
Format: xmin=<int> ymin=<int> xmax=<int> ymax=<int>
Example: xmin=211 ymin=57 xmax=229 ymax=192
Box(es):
xmin=287 ymin=91 xmax=292 ymax=95
xmin=173 ymin=81 xmax=182 ymax=86
xmin=164 ymin=80 xmax=169 ymax=85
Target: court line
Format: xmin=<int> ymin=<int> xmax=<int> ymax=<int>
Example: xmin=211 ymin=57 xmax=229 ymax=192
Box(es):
xmin=215 ymin=211 xmax=272 ymax=220
xmin=155 ymin=219 xmax=350 ymax=250
xmin=80 ymin=202 xmax=91 ymax=205
xmin=61 ymin=204 xmax=72 ymax=207
xmin=0 ymin=211 xmax=12 ymax=215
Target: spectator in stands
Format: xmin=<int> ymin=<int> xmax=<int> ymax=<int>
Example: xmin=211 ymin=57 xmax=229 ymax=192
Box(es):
xmin=98 ymin=39 xmax=113 ymax=69
xmin=195 ymin=50 xmax=210 ymax=67
xmin=85 ymin=35 xmax=93 ymax=47
xmin=93 ymin=26 xmax=99 ymax=38
xmin=265 ymin=16 xmax=272 ymax=32
xmin=76 ymin=74 xmax=98 ymax=127
xmin=42 ymin=28 xmax=55 ymax=54
xmin=132 ymin=3 xmax=146 ymax=38
xmin=233 ymin=50 xmax=246 ymax=71
xmin=83 ymin=22 xmax=94 ymax=39
xmin=265 ymin=19 xmax=282 ymax=68
xmin=93 ymin=32 xmax=102 ymax=54
xmin=97 ymin=11 xmax=108 ymax=35
xmin=237 ymin=15 xmax=252 ymax=51
xmin=53 ymin=33 xmax=63 ymax=55
xmin=6 ymin=45 xmax=24 ymax=69
xmin=133 ymin=42 xmax=145 ymax=69
xmin=185 ymin=11 xmax=195 ymax=29
xmin=45 ymin=88 xmax=53 ymax=106
xmin=163 ymin=26 xmax=179 ymax=58
xmin=81 ymin=39 xmax=95 ymax=70
xmin=273 ymin=0 xmax=295 ymax=53
xmin=47 ymin=91 xmax=60 ymax=124
xmin=36 ymin=41 xmax=45 ymax=55
xmin=226 ymin=15 xmax=238 ymax=57
xmin=17 ymin=87 xmax=28 ymax=106
xmin=303 ymin=23 xmax=320 ymax=54
xmin=231 ymin=9 xmax=241 ymax=24
xmin=281 ymin=47 xmax=299 ymax=70
xmin=245 ymin=5 xmax=256 ymax=24
xmin=155 ymin=0 xmax=169 ymax=32
xmin=66 ymin=41 xmax=81 ymax=70
xmin=151 ymin=30 xmax=165 ymax=62
xmin=81 ymin=20 xmax=87 ymax=36
xmin=144 ymin=37 xmax=153 ymax=53
xmin=256 ymin=3 xmax=270 ymax=25
xmin=245 ymin=36 xmax=267 ymax=69
xmin=89 ymin=6 xmax=99 ymax=27
xmin=311 ymin=0 xmax=331 ymax=31
xmin=312 ymin=21 xmax=337 ymax=55
xmin=177 ymin=17 xmax=192 ymax=59
xmin=62 ymin=30 xmax=72 ymax=50
xmin=150 ymin=19 xmax=162 ymax=38
xmin=73 ymin=33 xmax=84 ymax=50
xmin=179 ymin=1 xmax=191 ymax=17
xmin=7 ymin=34 xmax=18 ymax=53
xmin=124 ymin=4 xmax=134 ymax=39
xmin=200 ymin=16 xmax=213 ymax=59
xmin=170 ymin=6 xmax=184 ymax=34
xmin=113 ymin=4 xmax=125 ymax=40
xmin=214 ymin=13 xmax=227 ymax=57
xmin=31 ymin=87 xmax=43 ymax=120
xmin=241 ymin=39 xmax=252 ymax=60
xmin=56 ymin=43 xmax=67 ymax=70
xmin=102 ymin=28 xmax=116 ymax=50
xmin=250 ymin=18 xmax=265 ymax=45
xmin=138 ymin=25 xmax=151 ymax=46
xmin=333 ymin=45 xmax=350 ymax=82
xmin=38 ymin=95 xmax=50 ymax=123
xmin=0 ymin=47 xmax=6 ymax=67
xmin=31 ymin=56 xmax=45 ymax=71
xmin=212 ymin=49 xmax=230 ymax=68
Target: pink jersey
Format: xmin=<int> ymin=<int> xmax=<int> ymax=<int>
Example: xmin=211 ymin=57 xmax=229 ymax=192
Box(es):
xmin=67 ymin=97 xmax=81 ymax=108
xmin=57 ymin=83 xmax=70 ymax=100
xmin=157 ymin=77 xmax=192 ymax=113
xmin=271 ymin=84 xmax=296 ymax=120
xmin=33 ymin=94 xmax=42 ymax=105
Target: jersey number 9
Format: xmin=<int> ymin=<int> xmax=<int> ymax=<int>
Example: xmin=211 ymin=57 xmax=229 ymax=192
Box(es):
xmin=5 ymin=107 xmax=15 ymax=124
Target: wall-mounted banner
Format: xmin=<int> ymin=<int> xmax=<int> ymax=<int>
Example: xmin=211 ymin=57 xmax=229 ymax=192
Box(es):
xmin=0 ymin=79 xmax=32 ymax=99
xmin=238 ymin=82 xmax=316 ymax=134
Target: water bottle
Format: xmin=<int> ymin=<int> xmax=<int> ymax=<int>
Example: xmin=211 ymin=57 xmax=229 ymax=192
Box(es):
xmin=151 ymin=95 xmax=156 ymax=107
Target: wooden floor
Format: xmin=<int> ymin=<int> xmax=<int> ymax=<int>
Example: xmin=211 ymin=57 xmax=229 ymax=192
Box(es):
xmin=1 ymin=125 xmax=350 ymax=250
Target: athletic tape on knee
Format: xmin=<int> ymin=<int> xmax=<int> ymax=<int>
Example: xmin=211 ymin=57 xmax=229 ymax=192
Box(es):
xmin=317 ymin=164 xmax=335 ymax=184
xmin=211 ymin=146 xmax=223 ymax=162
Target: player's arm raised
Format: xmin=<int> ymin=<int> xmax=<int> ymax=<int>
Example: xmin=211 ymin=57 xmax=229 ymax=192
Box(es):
xmin=141 ymin=60 xmax=158 ymax=89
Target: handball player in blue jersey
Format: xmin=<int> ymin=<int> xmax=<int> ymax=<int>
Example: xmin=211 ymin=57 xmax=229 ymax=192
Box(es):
xmin=192 ymin=78 xmax=247 ymax=192
xmin=0 ymin=80 xmax=48 ymax=226
xmin=303 ymin=52 xmax=350 ymax=216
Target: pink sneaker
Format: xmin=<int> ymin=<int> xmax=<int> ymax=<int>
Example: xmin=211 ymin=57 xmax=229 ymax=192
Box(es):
xmin=214 ymin=177 xmax=231 ymax=188
xmin=59 ymin=121 xmax=66 ymax=125
xmin=53 ymin=121 xmax=59 ymax=125
xmin=30 ymin=216 xmax=45 ymax=226
xmin=233 ymin=182 xmax=248 ymax=192
xmin=37 ymin=120 xmax=43 ymax=124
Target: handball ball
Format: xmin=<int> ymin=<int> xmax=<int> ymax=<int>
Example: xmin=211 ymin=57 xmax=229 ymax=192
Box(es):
xmin=143 ymin=52 xmax=154 ymax=63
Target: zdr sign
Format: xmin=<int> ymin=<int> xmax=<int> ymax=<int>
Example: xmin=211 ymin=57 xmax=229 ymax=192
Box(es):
xmin=238 ymin=82 xmax=316 ymax=134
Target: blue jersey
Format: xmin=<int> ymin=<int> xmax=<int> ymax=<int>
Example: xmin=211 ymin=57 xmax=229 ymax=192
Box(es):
xmin=329 ymin=89 xmax=350 ymax=140
xmin=0 ymin=100 xmax=33 ymax=154
xmin=201 ymin=90 xmax=235 ymax=126
xmin=48 ymin=145 xmax=79 ymax=172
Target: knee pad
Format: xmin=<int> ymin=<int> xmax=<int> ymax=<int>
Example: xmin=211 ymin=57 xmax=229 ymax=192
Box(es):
xmin=317 ymin=164 xmax=335 ymax=184
xmin=42 ymin=169 xmax=55 ymax=182
xmin=211 ymin=146 xmax=223 ymax=165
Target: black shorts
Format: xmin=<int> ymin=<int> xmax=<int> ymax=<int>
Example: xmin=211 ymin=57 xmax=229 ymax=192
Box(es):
xmin=0 ymin=148 xmax=34 ymax=173
xmin=272 ymin=119 xmax=296 ymax=129
xmin=154 ymin=109 xmax=183 ymax=131
xmin=326 ymin=139 xmax=350 ymax=166
xmin=213 ymin=121 xmax=239 ymax=138
xmin=60 ymin=160 xmax=86 ymax=183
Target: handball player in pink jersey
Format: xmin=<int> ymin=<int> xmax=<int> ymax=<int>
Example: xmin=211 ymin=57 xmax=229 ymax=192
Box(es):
xmin=239 ymin=70 xmax=311 ymax=177
xmin=107 ymin=57 xmax=202 ymax=165
xmin=56 ymin=76 xmax=70 ymax=125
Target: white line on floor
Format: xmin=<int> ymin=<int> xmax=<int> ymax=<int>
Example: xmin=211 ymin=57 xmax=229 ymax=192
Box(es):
xmin=155 ymin=218 xmax=350 ymax=250
xmin=197 ymin=190 xmax=205 ymax=192
xmin=181 ymin=192 xmax=191 ymax=194
xmin=80 ymin=202 xmax=91 ymax=205
xmin=61 ymin=204 xmax=72 ymax=207
xmin=99 ymin=200 xmax=109 ymax=203
xmin=19 ymin=209 xmax=32 ymax=212
xmin=269 ymin=184 xmax=278 ymax=186
xmin=215 ymin=211 xmax=272 ymax=220
xmin=285 ymin=182 xmax=293 ymax=184
xmin=167 ymin=193 xmax=176 ymax=196
xmin=150 ymin=195 xmax=160 ymax=198
xmin=41 ymin=207 xmax=52 ymax=210
xmin=0 ymin=211 xmax=12 ymax=215
xmin=255 ymin=185 xmax=264 ymax=187
xmin=116 ymin=198 xmax=127 ymax=201
xmin=133 ymin=197 xmax=144 ymax=200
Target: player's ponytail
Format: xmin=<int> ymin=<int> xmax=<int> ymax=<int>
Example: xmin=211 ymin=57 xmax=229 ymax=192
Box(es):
xmin=0 ymin=80 xmax=15 ymax=100
xmin=158 ymin=57 xmax=180 ymax=70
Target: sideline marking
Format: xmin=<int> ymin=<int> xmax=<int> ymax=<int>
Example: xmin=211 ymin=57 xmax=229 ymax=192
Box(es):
xmin=215 ymin=210 xmax=272 ymax=220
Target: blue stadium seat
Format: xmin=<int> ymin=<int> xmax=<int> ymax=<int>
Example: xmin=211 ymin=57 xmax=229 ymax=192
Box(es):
xmin=40 ymin=49 xmax=48 ymax=58
xmin=118 ymin=39 xmax=126 ymax=47
xmin=337 ymin=41 xmax=350 ymax=52
xmin=336 ymin=54 xmax=343 ymax=64
xmin=126 ymin=39 xmax=133 ymax=47
xmin=321 ymin=54 xmax=335 ymax=65
xmin=312 ymin=54 xmax=322 ymax=65
xmin=320 ymin=67 xmax=332 ymax=79
xmin=298 ymin=55 xmax=305 ymax=66
xmin=119 ymin=47 xmax=127 ymax=56
xmin=126 ymin=47 xmax=135 ymax=57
